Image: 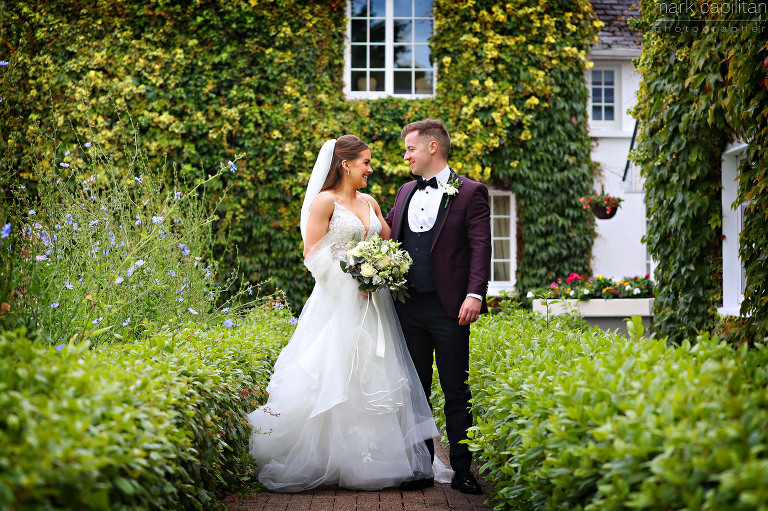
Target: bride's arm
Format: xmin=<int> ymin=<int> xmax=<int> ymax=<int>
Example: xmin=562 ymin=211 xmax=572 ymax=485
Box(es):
xmin=366 ymin=194 xmax=391 ymax=240
xmin=303 ymin=192 xmax=335 ymax=257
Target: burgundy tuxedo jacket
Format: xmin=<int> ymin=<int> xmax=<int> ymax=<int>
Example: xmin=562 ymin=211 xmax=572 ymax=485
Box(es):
xmin=385 ymin=173 xmax=492 ymax=318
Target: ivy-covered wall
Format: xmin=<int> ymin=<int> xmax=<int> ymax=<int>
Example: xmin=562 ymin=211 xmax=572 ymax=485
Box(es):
xmin=1 ymin=0 xmax=600 ymax=308
xmin=631 ymin=1 xmax=768 ymax=342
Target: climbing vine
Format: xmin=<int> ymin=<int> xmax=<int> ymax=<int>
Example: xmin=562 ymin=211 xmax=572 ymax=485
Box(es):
xmin=0 ymin=0 xmax=600 ymax=307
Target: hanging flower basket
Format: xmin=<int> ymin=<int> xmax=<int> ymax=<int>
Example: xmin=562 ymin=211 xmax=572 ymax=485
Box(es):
xmin=592 ymin=205 xmax=618 ymax=219
xmin=579 ymin=185 xmax=623 ymax=220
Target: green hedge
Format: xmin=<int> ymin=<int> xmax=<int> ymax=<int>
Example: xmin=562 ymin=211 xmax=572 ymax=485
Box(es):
xmin=440 ymin=307 xmax=768 ymax=509
xmin=0 ymin=309 xmax=293 ymax=510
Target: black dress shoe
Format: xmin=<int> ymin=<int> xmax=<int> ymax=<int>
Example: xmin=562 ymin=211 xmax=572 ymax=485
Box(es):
xmin=399 ymin=476 xmax=434 ymax=491
xmin=451 ymin=470 xmax=482 ymax=494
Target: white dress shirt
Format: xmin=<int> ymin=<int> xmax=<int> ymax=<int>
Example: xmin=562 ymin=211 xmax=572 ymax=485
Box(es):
xmin=407 ymin=166 xmax=482 ymax=303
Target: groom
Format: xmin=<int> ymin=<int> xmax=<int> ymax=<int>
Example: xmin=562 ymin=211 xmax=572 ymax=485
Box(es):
xmin=385 ymin=119 xmax=491 ymax=494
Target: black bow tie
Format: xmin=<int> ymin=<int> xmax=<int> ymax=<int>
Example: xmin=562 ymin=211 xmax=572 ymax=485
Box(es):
xmin=416 ymin=176 xmax=438 ymax=190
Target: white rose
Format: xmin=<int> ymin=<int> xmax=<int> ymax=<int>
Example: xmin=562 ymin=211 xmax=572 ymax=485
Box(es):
xmin=348 ymin=247 xmax=362 ymax=258
xmin=360 ymin=263 xmax=377 ymax=278
xmin=372 ymin=275 xmax=383 ymax=285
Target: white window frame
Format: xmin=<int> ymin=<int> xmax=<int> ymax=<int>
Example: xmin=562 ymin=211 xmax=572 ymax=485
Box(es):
xmin=488 ymin=190 xmax=517 ymax=296
xmin=719 ymin=142 xmax=749 ymax=316
xmin=588 ymin=64 xmax=622 ymax=130
xmin=344 ymin=0 xmax=436 ymax=100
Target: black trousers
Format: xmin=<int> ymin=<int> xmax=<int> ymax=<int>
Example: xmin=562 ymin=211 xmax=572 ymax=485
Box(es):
xmin=394 ymin=290 xmax=473 ymax=472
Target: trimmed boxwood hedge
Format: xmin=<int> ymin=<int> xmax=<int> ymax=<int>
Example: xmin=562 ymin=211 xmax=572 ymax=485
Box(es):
xmin=0 ymin=309 xmax=292 ymax=510
xmin=433 ymin=307 xmax=768 ymax=510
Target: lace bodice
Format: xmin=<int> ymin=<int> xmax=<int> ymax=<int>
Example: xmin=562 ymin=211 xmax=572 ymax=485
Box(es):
xmin=328 ymin=200 xmax=382 ymax=261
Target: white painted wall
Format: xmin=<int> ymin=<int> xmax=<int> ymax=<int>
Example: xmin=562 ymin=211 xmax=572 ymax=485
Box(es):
xmin=588 ymin=58 xmax=649 ymax=280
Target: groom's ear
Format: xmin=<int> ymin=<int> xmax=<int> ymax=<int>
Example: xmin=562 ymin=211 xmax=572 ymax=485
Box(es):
xmin=429 ymin=140 xmax=439 ymax=155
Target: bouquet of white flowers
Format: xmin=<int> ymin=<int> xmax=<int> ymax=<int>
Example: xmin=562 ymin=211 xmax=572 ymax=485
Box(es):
xmin=340 ymin=234 xmax=412 ymax=303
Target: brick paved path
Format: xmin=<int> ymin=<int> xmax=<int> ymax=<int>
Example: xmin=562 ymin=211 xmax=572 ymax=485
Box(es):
xmin=222 ymin=439 xmax=494 ymax=511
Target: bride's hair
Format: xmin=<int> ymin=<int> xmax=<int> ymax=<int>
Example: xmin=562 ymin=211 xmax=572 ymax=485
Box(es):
xmin=321 ymin=134 xmax=369 ymax=192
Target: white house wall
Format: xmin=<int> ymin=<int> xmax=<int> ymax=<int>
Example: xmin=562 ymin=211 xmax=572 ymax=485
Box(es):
xmin=588 ymin=59 xmax=648 ymax=281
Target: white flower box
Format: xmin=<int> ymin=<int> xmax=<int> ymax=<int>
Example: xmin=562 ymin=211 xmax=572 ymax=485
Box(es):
xmin=532 ymin=298 xmax=654 ymax=335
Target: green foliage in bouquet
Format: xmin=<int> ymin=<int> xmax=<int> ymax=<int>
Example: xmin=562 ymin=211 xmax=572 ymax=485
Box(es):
xmin=0 ymin=0 xmax=601 ymax=307
xmin=631 ymin=1 xmax=768 ymax=342
xmin=433 ymin=305 xmax=768 ymax=510
xmin=0 ymin=307 xmax=294 ymax=510
xmin=340 ymin=234 xmax=412 ymax=303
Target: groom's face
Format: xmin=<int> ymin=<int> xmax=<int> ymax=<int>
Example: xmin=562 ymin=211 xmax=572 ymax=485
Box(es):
xmin=403 ymin=131 xmax=434 ymax=177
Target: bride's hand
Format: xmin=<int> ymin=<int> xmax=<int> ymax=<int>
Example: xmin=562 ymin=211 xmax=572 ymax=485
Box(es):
xmin=359 ymin=289 xmax=373 ymax=300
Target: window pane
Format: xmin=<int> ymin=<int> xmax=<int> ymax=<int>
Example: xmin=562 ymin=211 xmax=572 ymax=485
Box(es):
xmin=394 ymin=19 xmax=412 ymax=42
xmin=604 ymin=106 xmax=614 ymax=121
xmin=604 ymin=87 xmax=614 ymax=103
xmin=414 ymin=71 xmax=433 ymax=94
xmin=413 ymin=45 xmax=432 ymax=68
xmin=370 ymin=44 xmax=385 ymax=68
xmin=351 ymin=0 xmax=367 ymax=17
xmin=394 ymin=0 xmax=412 ymax=17
xmin=592 ymin=105 xmax=602 ymax=121
xmin=351 ymin=71 xmax=367 ymax=91
xmin=370 ymin=0 xmax=385 ymax=17
xmin=370 ymin=71 xmax=385 ymax=91
xmin=492 ymin=196 xmax=510 ymax=215
xmin=592 ymin=87 xmax=602 ymax=103
xmin=370 ymin=19 xmax=385 ymax=42
xmin=351 ymin=45 xmax=366 ymax=68
xmin=493 ymin=240 xmax=509 ymax=259
xmin=395 ymin=45 xmax=412 ymax=68
xmin=494 ymin=261 xmax=510 ymax=281
xmin=351 ymin=19 xmax=367 ymax=42
xmin=414 ymin=0 xmax=433 ymax=17
xmin=493 ymin=217 xmax=509 ymax=236
xmin=414 ymin=19 xmax=432 ymax=43
xmin=604 ymin=70 xmax=614 ymax=85
xmin=394 ymin=71 xmax=412 ymax=94
xmin=592 ymin=70 xmax=602 ymax=86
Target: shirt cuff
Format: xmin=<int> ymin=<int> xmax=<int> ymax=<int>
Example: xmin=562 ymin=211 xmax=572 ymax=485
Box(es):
xmin=466 ymin=293 xmax=483 ymax=301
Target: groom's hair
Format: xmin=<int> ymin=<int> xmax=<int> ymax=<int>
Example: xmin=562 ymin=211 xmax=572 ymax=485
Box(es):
xmin=401 ymin=119 xmax=450 ymax=160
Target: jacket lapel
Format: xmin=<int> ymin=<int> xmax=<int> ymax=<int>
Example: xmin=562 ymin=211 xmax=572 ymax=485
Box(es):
xmin=396 ymin=181 xmax=418 ymax=241
xmin=431 ymin=169 xmax=457 ymax=250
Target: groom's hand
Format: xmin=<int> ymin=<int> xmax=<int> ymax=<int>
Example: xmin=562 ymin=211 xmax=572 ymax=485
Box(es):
xmin=458 ymin=296 xmax=482 ymax=326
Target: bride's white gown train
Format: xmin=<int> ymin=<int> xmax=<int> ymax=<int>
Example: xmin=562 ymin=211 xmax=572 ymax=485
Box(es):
xmin=247 ymin=201 xmax=439 ymax=491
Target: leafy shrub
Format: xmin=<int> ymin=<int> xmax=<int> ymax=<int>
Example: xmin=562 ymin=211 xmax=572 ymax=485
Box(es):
xmin=0 ymin=307 xmax=293 ymax=510
xmin=0 ymin=118 xmax=256 ymax=345
xmin=435 ymin=307 xmax=768 ymax=510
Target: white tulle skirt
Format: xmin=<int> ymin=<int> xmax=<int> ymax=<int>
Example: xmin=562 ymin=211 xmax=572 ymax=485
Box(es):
xmin=247 ymin=237 xmax=438 ymax=492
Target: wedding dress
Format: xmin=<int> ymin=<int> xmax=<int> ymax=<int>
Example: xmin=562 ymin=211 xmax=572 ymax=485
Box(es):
xmin=247 ymin=199 xmax=439 ymax=492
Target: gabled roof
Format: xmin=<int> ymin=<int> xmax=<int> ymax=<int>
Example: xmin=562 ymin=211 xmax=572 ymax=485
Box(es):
xmin=590 ymin=0 xmax=642 ymax=51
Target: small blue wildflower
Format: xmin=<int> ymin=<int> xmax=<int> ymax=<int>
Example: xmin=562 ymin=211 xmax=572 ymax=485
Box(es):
xmin=151 ymin=215 xmax=164 ymax=225
xmin=178 ymin=297 xmax=184 ymax=302
xmin=135 ymin=259 xmax=145 ymax=267
xmin=77 ymin=278 xmax=83 ymax=283
xmin=222 ymin=307 xmax=230 ymax=313
xmin=228 ymin=160 xmax=237 ymax=173
xmin=50 ymin=302 xmax=59 ymax=308
xmin=64 ymin=281 xmax=74 ymax=290
xmin=135 ymin=215 xmax=141 ymax=225
xmin=18 ymin=185 xmax=25 ymax=189
xmin=248 ymin=286 xmax=253 ymax=296
xmin=65 ymin=150 xmax=70 ymax=156
xmin=92 ymin=317 xmax=103 ymax=325
xmin=72 ymin=222 xmax=79 ymax=230
xmin=224 ymin=319 xmax=235 ymax=328
xmin=1 ymin=223 xmax=10 ymax=239
xmin=209 ymin=291 xmax=214 ymax=301
xmin=122 ymin=317 xmax=131 ymax=326
xmin=154 ymin=279 xmax=160 ymax=285
xmin=126 ymin=266 xmax=136 ymax=277
xmin=188 ymin=308 xmax=198 ymax=315
xmin=273 ymin=302 xmax=284 ymax=310
xmin=174 ymin=191 xmax=182 ymax=199
xmin=115 ymin=276 xmax=124 ymax=285
xmin=59 ymin=162 xmax=69 ymax=168
xmin=28 ymin=210 xmax=36 ymax=215
xmin=0 ymin=61 xmax=8 ymax=66
xmin=158 ymin=229 xmax=166 ymax=239
xmin=55 ymin=343 xmax=66 ymax=351
xmin=179 ymin=243 xmax=190 ymax=256
xmin=84 ymin=142 xmax=92 ymax=148
xmin=134 ymin=176 xmax=142 ymax=184
xmin=0 ymin=98 xmax=3 ymax=103
xmin=290 ymin=317 xmax=298 ymax=325
xmin=89 ymin=220 xmax=98 ymax=226
xmin=169 ymin=270 xmax=176 ymax=277
xmin=56 ymin=178 xmax=61 ymax=184
xmin=174 ymin=219 xmax=181 ymax=223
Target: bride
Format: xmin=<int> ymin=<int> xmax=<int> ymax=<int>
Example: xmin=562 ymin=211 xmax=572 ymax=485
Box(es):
xmin=247 ymin=135 xmax=439 ymax=491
